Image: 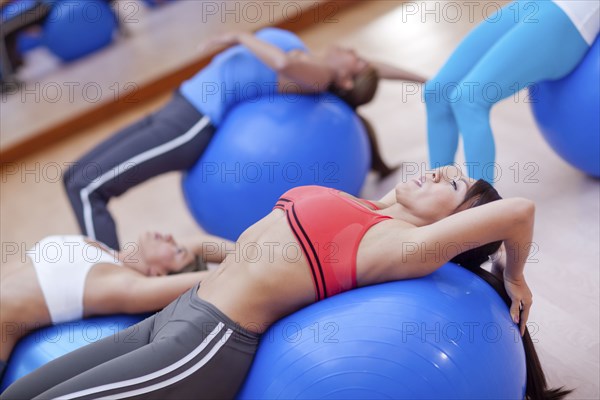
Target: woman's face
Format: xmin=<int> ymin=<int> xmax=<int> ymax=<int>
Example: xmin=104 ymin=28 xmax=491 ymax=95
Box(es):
xmin=325 ymin=46 xmax=369 ymax=90
xmin=137 ymin=232 xmax=192 ymax=276
xmin=394 ymin=166 xmax=474 ymax=224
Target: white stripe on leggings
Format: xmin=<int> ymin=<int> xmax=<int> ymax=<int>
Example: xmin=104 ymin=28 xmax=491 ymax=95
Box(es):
xmin=55 ymin=322 xmax=229 ymax=400
xmin=80 ymin=115 xmax=211 ymax=240
xmin=102 ymin=329 xmax=234 ymax=399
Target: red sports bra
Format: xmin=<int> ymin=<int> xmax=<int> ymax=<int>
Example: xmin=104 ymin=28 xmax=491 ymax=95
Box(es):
xmin=274 ymin=186 xmax=392 ymax=301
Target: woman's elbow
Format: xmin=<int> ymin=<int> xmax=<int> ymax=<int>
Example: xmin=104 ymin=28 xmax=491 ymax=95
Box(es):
xmin=518 ymin=197 xmax=535 ymax=221
xmin=273 ymin=55 xmax=291 ymax=73
xmin=512 ymin=198 xmax=535 ymax=225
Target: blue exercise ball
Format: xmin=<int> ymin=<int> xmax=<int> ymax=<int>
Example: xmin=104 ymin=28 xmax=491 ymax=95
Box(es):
xmin=1 ymin=0 xmax=37 ymax=20
xmin=17 ymin=30 xmax=43 ymax=54
xmin=530 ymin=36 xmax=600 ymax=177
xmin=237 ymin=263 xmax=526 ymax=399
xmin=0 ymin=314 xmax=148 ymax=391
xmin=43 ymin=0 xmax=117 ymax=62
xmin=1 ymin=0 xmax=42 ymax=54
xmin=183 ymin=93 xmax=371 ymax=241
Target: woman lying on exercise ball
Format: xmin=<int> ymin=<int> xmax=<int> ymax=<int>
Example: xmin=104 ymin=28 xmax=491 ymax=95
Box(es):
xmin=63 ymin=27 xmax=426 ymax=251
xmin=0 ymin=232 xmax=232 ymax=380
xmin=2 ymin=166 xmax=568 ymax=399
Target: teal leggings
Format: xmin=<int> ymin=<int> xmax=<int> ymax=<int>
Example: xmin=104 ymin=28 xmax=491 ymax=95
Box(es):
xmin=424 ymin=0 xmax=590 ymax=182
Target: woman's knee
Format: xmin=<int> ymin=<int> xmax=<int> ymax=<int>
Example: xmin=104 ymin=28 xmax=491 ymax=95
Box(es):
xmin=448 ymin=80 xmax=494 ymax=120
xmin=423 ymin=78 xmax=456 ymax=114
xmin=62 ymin=163 xmax=84 ymax=194
xmin=62 ymin=163 xmax=104 ymax=199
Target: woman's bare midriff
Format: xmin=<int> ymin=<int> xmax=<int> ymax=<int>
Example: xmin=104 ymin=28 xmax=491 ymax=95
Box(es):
xmin=196 ymin=210 xmax=317 ymax=333
xmin=0 ymin=258 xmax=51 ymax=360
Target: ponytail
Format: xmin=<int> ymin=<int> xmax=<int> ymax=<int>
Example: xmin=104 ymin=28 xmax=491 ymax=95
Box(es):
xmin=457 ymin=264 xmax=573 ymax=400
xmin=357 ymin=114 xmax=399 ymax=180
xmin=329 ymin=66 xmax=398 ymax=179
xmin=450 ymin=179 xmax=573 ymax=399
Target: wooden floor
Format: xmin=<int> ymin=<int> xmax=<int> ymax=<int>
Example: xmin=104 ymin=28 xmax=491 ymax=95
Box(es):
xmin=1 ymin=1 xmax=599 ymax=398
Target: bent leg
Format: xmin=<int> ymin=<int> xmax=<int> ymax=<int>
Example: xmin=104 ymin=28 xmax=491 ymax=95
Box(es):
xmin=23 ymin=289 xmax=258 ymax=400
xmin=63 ymin=114 xmax=156 ymax=250
xmin=63 ymin=93 xmax=215 ymax=250
xmin=450 ymin=0 xmax=590 ymax=181
xmin=0 ymin=315 xmax=156 ymax=399
xmin=31 ymin=322 xmax=232 ymax=399
xmin=425 ymin=1 xmax=522 ymax=168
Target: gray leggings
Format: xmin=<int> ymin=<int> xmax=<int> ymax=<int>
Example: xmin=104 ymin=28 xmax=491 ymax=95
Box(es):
xmin=1 ymin=285 xmax=259 ymax=399
xmin=63 ymin=91 xmax=216 ymax=251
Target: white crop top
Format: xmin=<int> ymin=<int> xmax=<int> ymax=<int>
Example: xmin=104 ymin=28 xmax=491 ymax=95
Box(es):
xmin=27 ymin=235 xmax=122 ymax=324
xmin=553 ymin=0 xmax=600 ymax=45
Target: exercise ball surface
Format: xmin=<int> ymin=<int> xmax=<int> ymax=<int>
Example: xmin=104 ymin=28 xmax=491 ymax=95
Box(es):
xmin=0 ymin=314 xmax=147 ymax=391
xmin=238 ymin=263 xmax=526 ymax=399
xmin=530 ymin=37 xmax=600 ymax=177
xmin=1 ymin=0 xmax=37 ymax=20
xmin=43 ymin=0 xmax=117 ymax=62
xmin=183 ymin=93 xmax=371 ymax=241
xmin=17 ymin=30 xmax=43 ymax=54
xmin=1 ymin=0 xmax=42 ymax=54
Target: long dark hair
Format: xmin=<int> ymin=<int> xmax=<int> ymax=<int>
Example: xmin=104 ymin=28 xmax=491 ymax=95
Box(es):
xmin=329 ymin=66 xmax=398 ymax=180
xmin=451 ymin=180 xmax=572 ymax=400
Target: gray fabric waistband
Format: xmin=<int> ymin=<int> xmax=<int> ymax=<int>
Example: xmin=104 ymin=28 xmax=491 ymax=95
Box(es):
xmin=188 ymin=283 xmax=261 ymax=345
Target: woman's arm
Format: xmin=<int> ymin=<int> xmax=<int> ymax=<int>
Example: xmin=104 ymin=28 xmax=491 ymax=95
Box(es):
xmin=199 ymin=31 xmax=334 ymax=92
xmin=394 ymin=198 xmax=534 ymax=334
xmin=88 ymin=269 xmax=211 ymax=315
xmin=185 ymin=235 xmax=236 ymax=264
xmin=123 ymin=271 xmax=210 ymax=313
xmin=370 ymin=61 xmax=427 ymax=83
xmin=236 ymin=32 xmax=333 ymax=91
